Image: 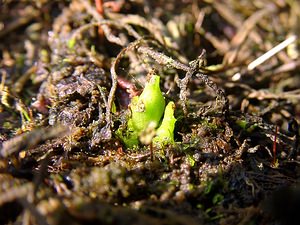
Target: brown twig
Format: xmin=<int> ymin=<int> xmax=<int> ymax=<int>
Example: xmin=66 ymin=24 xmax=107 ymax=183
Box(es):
xmin=272 ymin=125 xmax=278 ymax=165
xmin=137 ymin=46 xmax=228 ymax=115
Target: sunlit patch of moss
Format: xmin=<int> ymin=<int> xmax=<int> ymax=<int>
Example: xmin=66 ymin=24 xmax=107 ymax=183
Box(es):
xmin=203 ymin=169 xmax=228 ymax=218
xmin=186 ymin=154 xmax=195 ymax=167
xmin=200 ymin=118 xmax=220 ymax=132
xmin=3 ymin=121 xmax=13 ymax=129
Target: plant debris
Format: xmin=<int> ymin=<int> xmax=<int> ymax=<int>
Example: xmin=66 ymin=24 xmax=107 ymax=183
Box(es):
xmin=1 ymin=1 xmax=300 ymax=225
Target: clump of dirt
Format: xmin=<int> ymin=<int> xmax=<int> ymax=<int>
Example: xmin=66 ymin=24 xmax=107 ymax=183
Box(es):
xmin=1 ymin=1 xmax=300 ymax=225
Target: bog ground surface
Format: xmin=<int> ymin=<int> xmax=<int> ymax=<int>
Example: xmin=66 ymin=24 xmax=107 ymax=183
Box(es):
xmin=1 ymin=1 xmax=300 ymax=225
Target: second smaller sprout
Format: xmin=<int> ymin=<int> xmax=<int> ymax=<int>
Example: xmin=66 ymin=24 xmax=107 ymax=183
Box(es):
xmin=153 ymin=101 xmax=176 ymax=147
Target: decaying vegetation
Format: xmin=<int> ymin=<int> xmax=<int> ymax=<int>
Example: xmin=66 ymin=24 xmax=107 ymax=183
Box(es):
xmin=1 ymin=0 xmax=300 ymax=224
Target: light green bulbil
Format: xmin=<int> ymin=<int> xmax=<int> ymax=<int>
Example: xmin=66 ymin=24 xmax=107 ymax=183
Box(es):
xmin=67 ymin=38 xmax=76 ymax=49
xmin=117 ymin=75 xmax=177 ymax=148
xmin=153 ymin=101 xmax=176 ymax=146
xmin=129 ymin=75 xmax=165 ymax=132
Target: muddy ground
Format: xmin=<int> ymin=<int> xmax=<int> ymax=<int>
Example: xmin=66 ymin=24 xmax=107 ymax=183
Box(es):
xmin=1 ymin=1 xmax=300 ymax=225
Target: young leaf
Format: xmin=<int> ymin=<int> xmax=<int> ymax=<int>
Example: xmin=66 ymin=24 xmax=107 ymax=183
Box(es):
xmin=153 ymin=101 xmax=176 ymax=147
xmin=129 ymin=75 xmax=165 ymax=132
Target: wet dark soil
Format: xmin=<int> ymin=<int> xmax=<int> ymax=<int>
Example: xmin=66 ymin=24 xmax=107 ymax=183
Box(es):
xmin=1 ymin=1 xmax=300 ymax=225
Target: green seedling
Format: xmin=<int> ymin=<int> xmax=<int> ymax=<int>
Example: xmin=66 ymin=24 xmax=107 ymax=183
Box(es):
xmin=67 ymin=38 xmax=76 ymax=49
xmin=129 ymin=75 xmax=165 ymax=132
xmin=236 ymin=119 xmax=257 ymax=133
xmin=153 ymin=101 xmax=176 ymax=147
xmin=116 ymin=75 xmax=176 ymax=148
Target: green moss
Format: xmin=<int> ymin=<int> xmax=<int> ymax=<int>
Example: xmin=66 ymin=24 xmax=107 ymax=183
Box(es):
xmin=186 ymin=154 xmax=195 ymax=167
